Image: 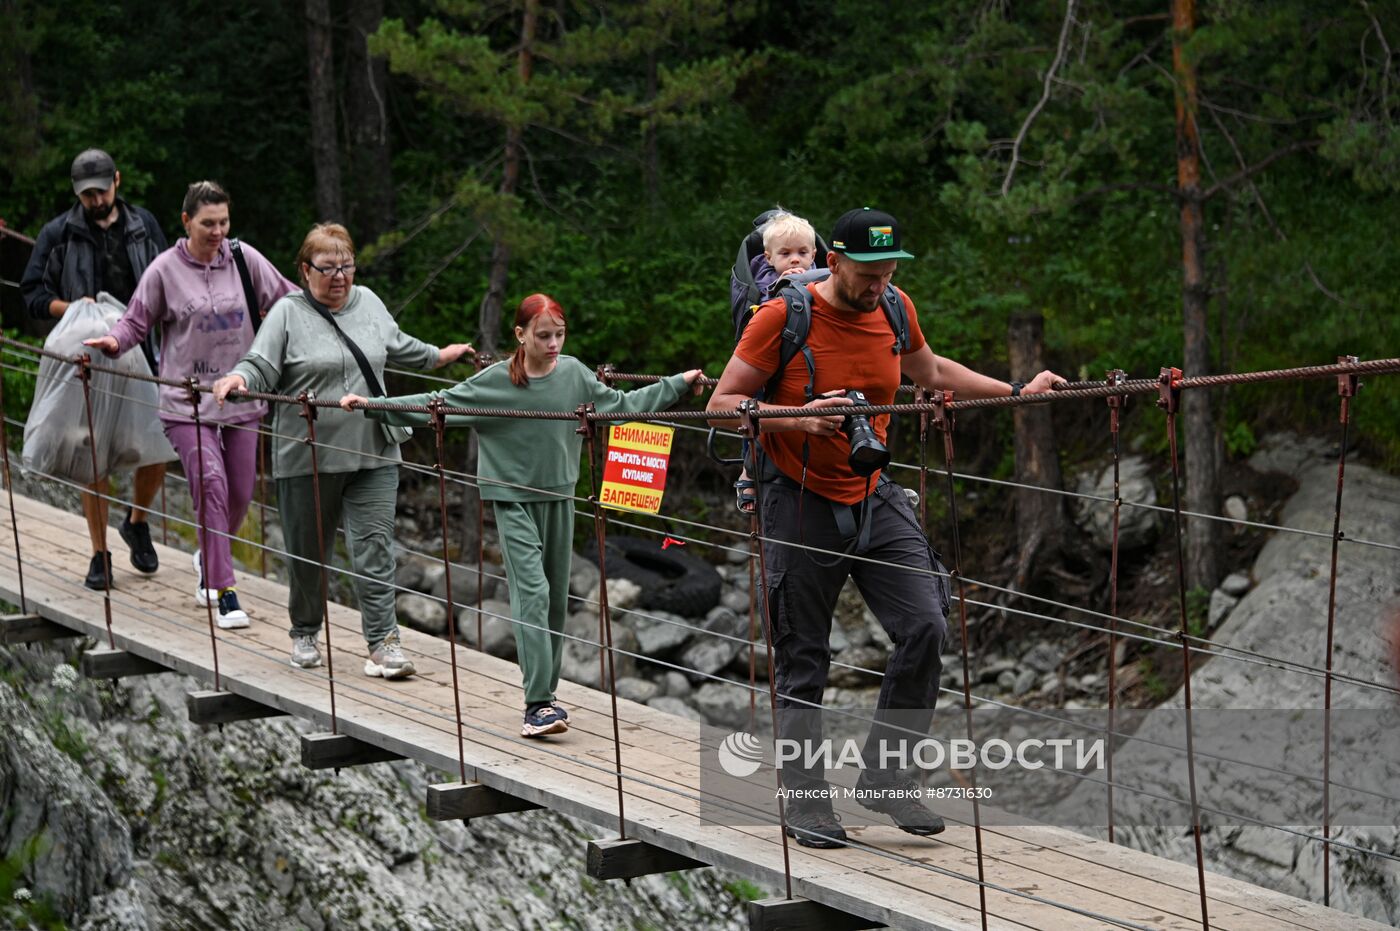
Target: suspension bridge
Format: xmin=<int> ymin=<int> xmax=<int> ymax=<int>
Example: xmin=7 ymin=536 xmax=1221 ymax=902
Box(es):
xmin=1 ymin=334 xmax=1397 ymax=931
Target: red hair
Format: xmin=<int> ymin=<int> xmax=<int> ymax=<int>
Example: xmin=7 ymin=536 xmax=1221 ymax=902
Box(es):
xmin=510 ymin=293 xmax=567 ymax=387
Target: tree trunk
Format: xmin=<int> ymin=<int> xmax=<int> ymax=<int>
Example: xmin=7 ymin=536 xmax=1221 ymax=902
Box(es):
xmin=1172 ymin=0 xmax=1222 ymax=589
xmin=345 ymin=0 xmax=395 ymax=242
xmin=1008 ymin=313 xmax=1067 ymax=590
xmin=0 ymin=0 xmax=41 ymax=163
xmin=306 ymin=0 xmax=344 ymax=223
xmin=477 ymin=0 xmax=538 ymax=354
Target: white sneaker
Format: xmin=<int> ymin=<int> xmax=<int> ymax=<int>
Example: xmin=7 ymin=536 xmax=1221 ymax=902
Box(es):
xmin=214 ymin=590 xmax=250 ymax=630
xmin=192 ymin=550 xmax=216 ymax=606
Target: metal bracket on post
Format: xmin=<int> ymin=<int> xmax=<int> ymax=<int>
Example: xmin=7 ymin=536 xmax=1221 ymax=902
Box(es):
xmin=931 ymin=389 xmax=954 ymax=435
xmin=1336 ymin=355 xmax=1359 ymax=418
xmin=595 ymin=362 xmax=616 ymax=387
xmin=1156 ymin=366 xmax=1182 ymax=414
xmin=1106 ymin=369 xmax=1128 ymax=417
xmin=575 ymin=402 xmax=595 ymax=439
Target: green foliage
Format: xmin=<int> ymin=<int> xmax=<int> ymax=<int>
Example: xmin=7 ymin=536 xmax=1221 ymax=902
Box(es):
xmin=0 ymin=833 xmax=67 ymax=930
xmin=2 ymin=0 xmax=1398 ymax=483
xmin=722 ymin=878 xmax=766 ymax=902
xmin=1224 ymin=420 xmax=1257 ymax=460
xmin=1186 ymin=586 xmax=1211 ymax=638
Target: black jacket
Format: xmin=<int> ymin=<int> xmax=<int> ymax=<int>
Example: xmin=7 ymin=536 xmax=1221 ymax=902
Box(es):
xmin=20 ymin=199 xmax=167 ymax=319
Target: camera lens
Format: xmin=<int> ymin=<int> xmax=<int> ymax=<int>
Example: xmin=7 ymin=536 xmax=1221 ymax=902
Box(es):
xmin=841 ymin=390 xmax=890 ymax=477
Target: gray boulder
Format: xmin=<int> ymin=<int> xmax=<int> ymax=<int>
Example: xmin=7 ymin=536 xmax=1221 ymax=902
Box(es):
xmin=689 ymin=681 xmax=756 ymax=729
xmin=396 ymin=592 xmax=447 ymax=636
xmin=1071 ymin=454 xmax=1162 ymax=551
xmin=648 ymin=696 xmax=709 ymax=723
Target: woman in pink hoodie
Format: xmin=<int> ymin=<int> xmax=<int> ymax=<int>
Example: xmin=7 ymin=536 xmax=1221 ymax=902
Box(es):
xmin=87 ymin=180 xmax=295 ymax=628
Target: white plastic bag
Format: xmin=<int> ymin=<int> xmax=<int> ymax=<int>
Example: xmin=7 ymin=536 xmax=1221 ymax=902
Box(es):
xmin=21 ymin=295 xmax=176 ymax=484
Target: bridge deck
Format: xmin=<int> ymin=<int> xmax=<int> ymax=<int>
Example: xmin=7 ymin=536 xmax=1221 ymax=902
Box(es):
xmin=0 ymin=491 xmax=1382 ymax=931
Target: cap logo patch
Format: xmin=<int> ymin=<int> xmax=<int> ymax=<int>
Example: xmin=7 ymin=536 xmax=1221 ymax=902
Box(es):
xmin=868 ymin=226 xmax=894 ymax=247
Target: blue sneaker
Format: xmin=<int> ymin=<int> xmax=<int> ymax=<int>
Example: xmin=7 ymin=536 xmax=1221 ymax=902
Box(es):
xmin=522 ymin=704 xmax=568 ymax=738
xmin=550 ymin=701 xmax=569 ymax=722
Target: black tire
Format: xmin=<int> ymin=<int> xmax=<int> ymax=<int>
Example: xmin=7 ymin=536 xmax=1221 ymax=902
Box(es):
xmin=588 ymin=535 xmax=722 ymax=618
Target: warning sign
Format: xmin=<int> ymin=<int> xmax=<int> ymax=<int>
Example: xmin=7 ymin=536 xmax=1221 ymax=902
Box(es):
xmin=599 ymin=421 xmax=675 ymax=514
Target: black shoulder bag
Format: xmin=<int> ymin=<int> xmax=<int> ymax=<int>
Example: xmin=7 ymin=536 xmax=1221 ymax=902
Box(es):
xmin=304 ymin=291 xmax=413 ymax=445
xmin=229 ymin=238 xmax=261 ymax=335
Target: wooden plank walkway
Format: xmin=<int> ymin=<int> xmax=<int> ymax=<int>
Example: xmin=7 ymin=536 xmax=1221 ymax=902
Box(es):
xmin=0 ymin=490 xmax=1386 ymax=931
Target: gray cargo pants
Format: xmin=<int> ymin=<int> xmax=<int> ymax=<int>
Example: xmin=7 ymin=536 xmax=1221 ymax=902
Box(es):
xmin=759 ymin=476 xmax=950 ymax=791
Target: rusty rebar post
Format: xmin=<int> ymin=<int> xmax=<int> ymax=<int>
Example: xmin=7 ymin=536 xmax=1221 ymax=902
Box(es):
xmin=431 ymin=400 xmax=468 ymax=783
xmin=578 ymin=402 xmax=628 ymax=837
xmin=188 ymin=378 xmax=222 ymax=690
xmin=916 ymin=387 xmax=931 ymax=534
xmin=476 ymin=356 xmax=489 ymax=650
xmin=0 ymin=358 xmax=28 ymax=612
xmin=1158 ymin=365 xmax=1211 ymax=930
xmin=1321 ymin=355 xmax=1359 ymax=907
xmin=257 ymin=425 xmax=267 ymax=577
xmin=77 ymin=354 xmax=115 ymax=647
xmin=739 ymin=399 xmax=794 ymax=900
xmin=1105 ymin=368 xmax=1127 ymax=843
xmin=300 ymin=391 xmax=339 ymax=734
xmin=934 ymin=389 xmax=988 ymax=931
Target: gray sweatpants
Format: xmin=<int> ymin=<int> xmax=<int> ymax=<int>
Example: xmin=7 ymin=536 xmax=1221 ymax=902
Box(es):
xmin=277 ymin=466 xmax=400 ymax=650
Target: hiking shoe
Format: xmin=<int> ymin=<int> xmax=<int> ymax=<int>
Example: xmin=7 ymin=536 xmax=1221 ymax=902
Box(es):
xmin=290 ymin=634 xmax=323 ymax=669
xmin=215 ymin=590 xmax=250 ymax=630
xmin=364 ymin=630 xmax=415 ymax=679
xmin=522 ymin=704 xmax=568 ymax=738
xmin=84 ymin=551 xmax=114 ymax=591
xmin=119 ymin=514 xmax=158 ymax=573
xmin=854 ymin=775 xmax=945 ymax=836
xmin=784 ymin=797 xmax=847 ymax=849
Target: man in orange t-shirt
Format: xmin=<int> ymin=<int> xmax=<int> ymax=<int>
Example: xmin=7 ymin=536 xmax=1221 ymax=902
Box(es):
xmin=710 ymin=207 xmax=1062 ymax=849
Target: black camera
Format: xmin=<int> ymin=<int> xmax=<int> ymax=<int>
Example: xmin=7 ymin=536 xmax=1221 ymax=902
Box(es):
xmin=839 ymin=390 xmax=890 ymax=477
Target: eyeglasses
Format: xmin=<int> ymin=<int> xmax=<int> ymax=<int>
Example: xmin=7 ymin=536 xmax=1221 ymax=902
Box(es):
xmin=308 ymin=262 xmax=356 ymax=278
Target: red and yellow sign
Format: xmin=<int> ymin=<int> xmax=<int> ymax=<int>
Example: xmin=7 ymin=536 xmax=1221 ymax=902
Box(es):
xmin=599 ymin=421 xmax=674 ymax=514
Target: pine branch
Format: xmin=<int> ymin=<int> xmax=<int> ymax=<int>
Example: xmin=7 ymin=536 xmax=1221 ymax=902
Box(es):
xmin=1001 ymin=0 xmax=1078 ymax=196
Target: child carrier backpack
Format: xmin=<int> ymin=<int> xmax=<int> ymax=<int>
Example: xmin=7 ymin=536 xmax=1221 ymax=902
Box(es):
xmin=729 ymin=209 xmax=829 ymax=342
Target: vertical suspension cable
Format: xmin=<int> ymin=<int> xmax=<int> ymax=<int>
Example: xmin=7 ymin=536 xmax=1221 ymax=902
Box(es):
xmin=77 ymin=354 xmax=115 ymax=648
xmin=188 ymin=379 xmax=222 ymax=690
xmin=476 ymin=474 xmax=485 ymax=652
xmin=0 ymin=361 xmax=28 ymax=612
xmin=916 ymin=387 xmax=930 ymax=534
xmin=430 ymin=400 xmax=468 ymax=783
xmin=300 ymin=392 xmax=339 ymax=734
xmin=1158 ymin=366 xmax=1211 ymax=930
xmin=747 ymin=505 xmax=758 ymax=727
xmin=1105 ymin=369 xmax=1127 ymax=843
xmin=1321 ymin=355 xmax=1358 ymax=907
xmin=741 ymin=400 xmax=794 ymax=900
xmin=934 ymin=390 xmax=989 ymax=930
xmin=257 ymin=423 xmax=268 ymax=578
xmin=579 ymin=403 xmax=628 ymax=837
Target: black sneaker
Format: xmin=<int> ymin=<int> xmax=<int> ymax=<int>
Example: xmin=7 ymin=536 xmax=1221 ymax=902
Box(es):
xmin=783 ymin=797 xmax=847 ymax=849
xmin=119 ymin=514 xmax=158 ymax=574
xmin=84 ymin=551 xmax=114 ymax=591
xmin=854 ymin=775 xmax=945 ymax=836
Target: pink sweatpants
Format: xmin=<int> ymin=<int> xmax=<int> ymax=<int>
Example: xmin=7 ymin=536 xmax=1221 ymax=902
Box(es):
xmin=162 ymin=420 xmax=260 ymax=591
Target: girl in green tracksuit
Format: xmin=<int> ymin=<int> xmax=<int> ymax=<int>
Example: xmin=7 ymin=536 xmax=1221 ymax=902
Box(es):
xmin=341 ymin=292 xmax=703 ymax=737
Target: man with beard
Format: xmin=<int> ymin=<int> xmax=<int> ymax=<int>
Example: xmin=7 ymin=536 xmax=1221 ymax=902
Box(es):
xmin=708 ymin=207 xmax=1061 ymax=848
xmin=21 ymin=148 xmax=169 ymax=589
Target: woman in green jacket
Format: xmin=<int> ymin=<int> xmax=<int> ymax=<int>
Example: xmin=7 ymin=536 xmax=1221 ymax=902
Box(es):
xmin=340 ymin=293 xmax=703 ymax=737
